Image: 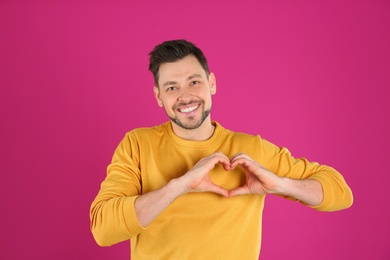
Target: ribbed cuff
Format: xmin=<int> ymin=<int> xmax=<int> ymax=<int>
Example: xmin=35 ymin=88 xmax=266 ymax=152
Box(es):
xmin=122 ymin=196 xmax=148 ymax=237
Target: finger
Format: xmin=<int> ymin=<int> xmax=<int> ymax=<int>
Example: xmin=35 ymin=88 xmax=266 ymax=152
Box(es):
xmin=230 ymin=157 xmax=251 ymax=170
xmin=229 ymin=152 xmax=246 ymax=162
xmin=231 ymin=157 xmax=261 ymax=174
xmin=207 ymin=183 xmax=229 ymax=197
xmin=220 ymin=159 xmax=232 ymax=171
xmin=211 ymin=153 xmax=231 ymax=170
xmin=231 ymin=152 xmax=254 ymax=159
xmin=213 ymin=151 xmax=230 ymax=159
xmin=198 ymin=154 xmax=230 ymax=172
xmin=230 ymin=153 xmax=253 ymax=166
xmin=228 ymin=186 xmax=249 ymax=197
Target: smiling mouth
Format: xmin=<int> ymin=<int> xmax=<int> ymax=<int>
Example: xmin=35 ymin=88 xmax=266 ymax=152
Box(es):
xmin=179 ymin=104 xmax=200 ymax=113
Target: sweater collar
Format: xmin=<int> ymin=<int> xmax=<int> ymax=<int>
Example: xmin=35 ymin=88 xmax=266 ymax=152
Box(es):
xmin=163 ymin=121 xmax=224 ymax=149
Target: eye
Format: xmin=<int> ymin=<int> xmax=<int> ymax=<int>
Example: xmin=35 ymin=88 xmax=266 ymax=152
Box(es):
xmin=190 ymin=81 xmax=200 ymax=86
xmin=166 ymin=86 xmax=176 ymax=92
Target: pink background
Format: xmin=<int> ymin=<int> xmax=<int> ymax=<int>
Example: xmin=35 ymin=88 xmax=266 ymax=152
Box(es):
xmin=1 ymin=1 xmax=389 ymax=259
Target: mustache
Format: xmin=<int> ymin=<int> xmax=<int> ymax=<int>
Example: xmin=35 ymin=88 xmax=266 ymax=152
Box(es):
xmin=173 ymin=100 xmax=203 ymax=109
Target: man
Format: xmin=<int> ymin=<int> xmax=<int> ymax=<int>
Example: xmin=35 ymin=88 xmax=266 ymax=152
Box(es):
xmin=90 ymin=39 xmax=353 ymax=259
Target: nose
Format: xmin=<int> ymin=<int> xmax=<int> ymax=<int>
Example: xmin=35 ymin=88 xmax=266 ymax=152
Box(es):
xmin=177 ymin=87 xmax=193 ymax=102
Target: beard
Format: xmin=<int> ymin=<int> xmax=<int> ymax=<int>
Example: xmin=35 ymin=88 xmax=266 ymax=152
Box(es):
xmin=169 ymin=106 xmax=212 ymax=130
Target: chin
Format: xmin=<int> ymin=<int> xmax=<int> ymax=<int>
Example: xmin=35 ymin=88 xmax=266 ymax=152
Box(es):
xmin=169 ymin=108 xmax=211 ymax=130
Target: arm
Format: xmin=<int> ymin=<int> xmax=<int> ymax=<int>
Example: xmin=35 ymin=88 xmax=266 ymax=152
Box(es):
xmin=229 ymin=152 xmax=353 ymax=211
xmin=90 ymin=148 xmax=230 ymax=246
xmin=278 ymin=178 xmax=323 ymax=207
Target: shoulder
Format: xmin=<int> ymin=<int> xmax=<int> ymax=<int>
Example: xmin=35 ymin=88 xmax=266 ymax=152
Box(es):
xmin=124 ymin=122 xmax=168 ymax=141
xmin=216 ymin=122 xmax=262 ymax=143
xmin=215 ymin=122 xmax=261 ymax=140
xmin=215 ymin=121 xmax=282 ymax=152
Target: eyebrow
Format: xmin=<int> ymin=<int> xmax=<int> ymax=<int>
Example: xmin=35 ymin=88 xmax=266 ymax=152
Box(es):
xmin=162 ymin=81 xmax=177 ymax=87
xmin=187 ymin=73 xmax=203 ymax=81
xmin=162 ymin=74 xmax=204 ymax=88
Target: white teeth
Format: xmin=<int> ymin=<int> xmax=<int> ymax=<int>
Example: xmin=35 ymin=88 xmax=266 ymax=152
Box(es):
xmin=180 ymin=105 xmax=198 ymax=113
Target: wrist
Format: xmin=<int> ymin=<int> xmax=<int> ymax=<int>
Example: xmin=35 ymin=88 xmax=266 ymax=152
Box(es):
xmin=272 ymin=177 xmax=292 ymax=196
xmin=168 ymin=177 xmax=189 ymax=197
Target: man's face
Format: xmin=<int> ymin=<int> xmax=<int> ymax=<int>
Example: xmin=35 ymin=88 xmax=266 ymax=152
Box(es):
xmin=154 ymin=55 xmax=216 ymax=130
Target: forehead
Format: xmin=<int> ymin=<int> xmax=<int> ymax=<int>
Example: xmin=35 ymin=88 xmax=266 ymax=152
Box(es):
xmin=158 ymin=55 xmax=207 ymax=85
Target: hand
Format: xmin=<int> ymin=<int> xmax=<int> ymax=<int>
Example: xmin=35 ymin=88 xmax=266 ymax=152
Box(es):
xmin=179 ymin=152 xmax=231 ymax=197
xmin=228 ymin=153 xmax=282 ymax=197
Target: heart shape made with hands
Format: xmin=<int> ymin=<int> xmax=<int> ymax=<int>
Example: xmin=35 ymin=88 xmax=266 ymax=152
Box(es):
xmin=204 ymin=153 xmax=262 ymax=197
xmin=209 ymin=161 xmax=246 ymax=192
xmin=187 ymin=151 xmax=278 ymax=197
xmin=198 ymin=152 xmax=271 ymax=198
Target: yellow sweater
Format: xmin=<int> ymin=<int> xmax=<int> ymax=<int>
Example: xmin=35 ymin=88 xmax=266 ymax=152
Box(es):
xmin=90 ymin=121 xmax=353 ymax=259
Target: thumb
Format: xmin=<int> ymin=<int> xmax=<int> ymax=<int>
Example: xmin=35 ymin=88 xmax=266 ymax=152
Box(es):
xmin=228 ymin=186 xmax=249 ymax=198
xmin=207 ymin=183 xmax=229 ymax=198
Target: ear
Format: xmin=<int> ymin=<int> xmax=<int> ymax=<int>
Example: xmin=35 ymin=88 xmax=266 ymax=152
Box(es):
xmin=209 ymin=72 xmax=217 ymax=95
xmin=153 ymin=86 xmax=163 ymax=107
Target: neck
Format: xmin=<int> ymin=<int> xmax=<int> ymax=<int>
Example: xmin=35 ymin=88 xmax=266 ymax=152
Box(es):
xmin=171 ymin=119 xmax=215 ymax=141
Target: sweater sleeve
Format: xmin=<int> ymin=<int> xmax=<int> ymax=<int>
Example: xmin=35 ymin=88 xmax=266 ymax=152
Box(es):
xmin=259 ymin=137 xmax=353 ymax=212
xmin=90 ymin=133 xmax=146 ymax=246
